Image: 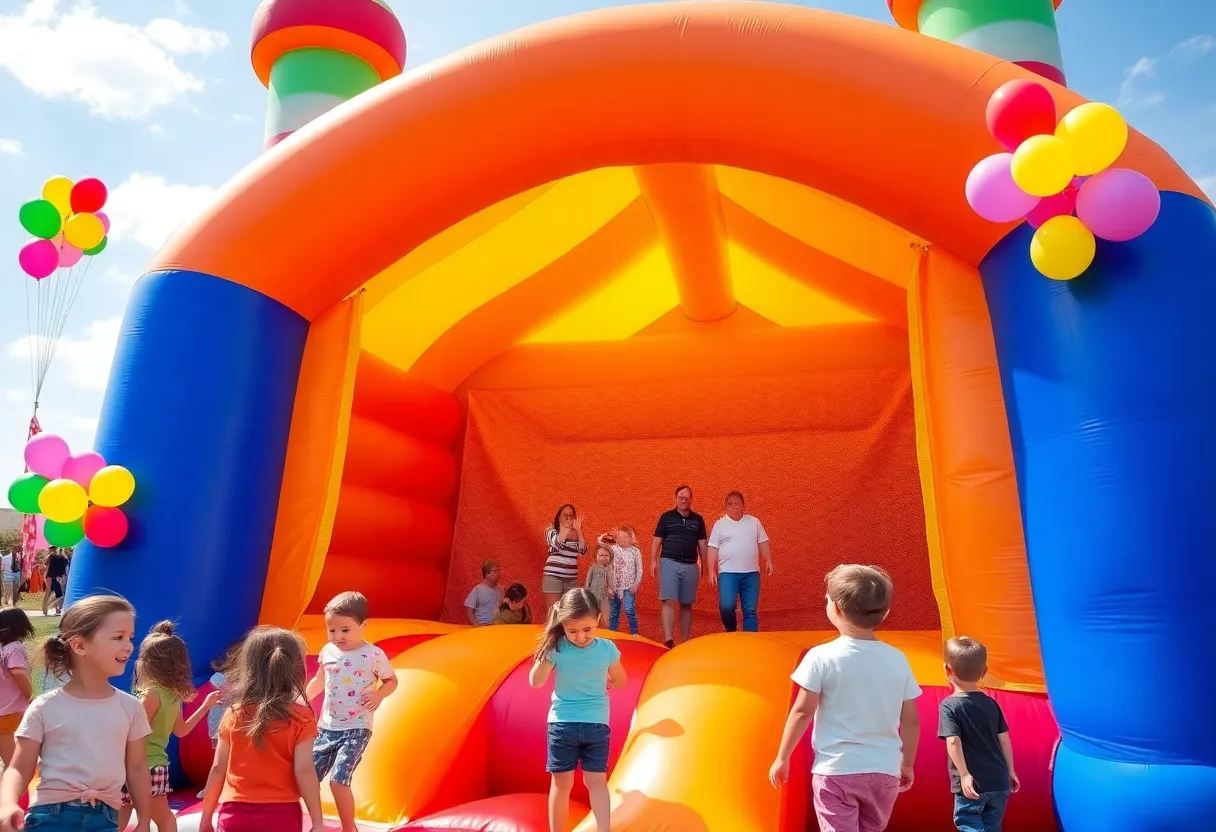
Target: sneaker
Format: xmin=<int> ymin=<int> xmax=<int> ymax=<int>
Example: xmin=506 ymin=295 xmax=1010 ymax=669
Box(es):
xmin=664 ymin=639 xmax=674 ymax=649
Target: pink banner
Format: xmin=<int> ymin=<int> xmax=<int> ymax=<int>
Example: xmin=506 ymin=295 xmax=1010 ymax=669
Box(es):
xmin=21 ymin=414 xmax=42 ymax=579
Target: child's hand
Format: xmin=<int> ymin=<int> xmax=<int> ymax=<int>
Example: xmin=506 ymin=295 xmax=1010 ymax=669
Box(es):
xmin=198 ymin=818 xmax=214 ymax=832
xmin=1009 ymin=771 xmax=1020 ymax=793
xmin=0 ymin=803 xmax=23 ymax=831
xmin=959 ymin=772 xmax=978 ymax=799
xmin=899 ymin=762 xmax=916 ymax=792
xmin=768 ymin=757 xmax=790 ymax=788
xmin=606 ymin=673 xmax=615 ymax=690
xmin=201 ymin=689 xmax=222 ymax=710
xmin=361 ymin=688 xmax=386 ymax=711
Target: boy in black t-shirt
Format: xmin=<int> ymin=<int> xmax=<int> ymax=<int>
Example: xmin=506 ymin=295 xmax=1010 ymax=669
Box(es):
xmin=938 ymin=637 xmax=1019 ymax=832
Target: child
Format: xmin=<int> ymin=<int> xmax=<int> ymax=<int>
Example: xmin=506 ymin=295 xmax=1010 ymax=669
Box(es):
xmin=584 ymin=545 xmax=613 ymax=628
xmin=493 ymin=584 xmax=534 ymax=625
xmin=0 ymin=594 xmax=153 ymax=832
xmin=200 ymin=637 xmax=246 ymax=798
xmin=1 ymin=549 xmax=21 ymax=608
xmin=119 ymin=621 xmax=221 ymax=831
xmin=0 ymin=609 xmax=34 ymax=768
xmin=769 ymin=565 xmax=921 ymax=832
xmin=528 ymin=588 xmax=626 ymax=832
xmin=465 ymin=560 xmax=504 ymax=627
xmin=306 ymin=592 xmax=397 ymax=832
xmin=939 ymin=637 xmax=1018 ymax=832
xmin=199 ymin=626 xmax=323 ymax=832
xmin=607 ymin=526 xmax=642 ymax=636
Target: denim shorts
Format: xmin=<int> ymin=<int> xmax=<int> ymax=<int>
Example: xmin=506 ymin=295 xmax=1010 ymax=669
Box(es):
xmin=313 ymin=726 xmax=373 ymax=786
xmin=24 ymin=800 xmax=119 ymax=831
xmin=546 ymin=722 xmax=610 ymax=774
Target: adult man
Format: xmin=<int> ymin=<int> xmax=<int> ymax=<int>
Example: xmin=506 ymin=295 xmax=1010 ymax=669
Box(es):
xmin=42 ymin=547 xmax=69 ymax=615
xmin=707 ymin=491 xmax=774 ymax=632
xmin=650 ymin=485 xmax=707 ymax=649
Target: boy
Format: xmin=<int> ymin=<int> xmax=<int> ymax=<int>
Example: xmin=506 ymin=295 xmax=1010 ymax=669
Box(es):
xmin=939 ymin=637 xmax=1019 ymax=832
xmin=307 ymin=591 xmax=398 ymax=832
xmin=769 ymin=564 xmax=921 ymax=832
xmin=464 ymin=560 xmax=503 ymax=626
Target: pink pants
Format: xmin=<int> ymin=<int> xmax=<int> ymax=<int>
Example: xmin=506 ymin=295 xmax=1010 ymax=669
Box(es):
xmin=216 ymin=801 xmax=302 ymax=832
xmin=812 ymin=773 xmax=900 ymax=832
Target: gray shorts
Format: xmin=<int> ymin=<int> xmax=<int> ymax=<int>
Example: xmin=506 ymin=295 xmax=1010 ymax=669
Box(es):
xmin=659 ymin=559 xmax=699 ymax=604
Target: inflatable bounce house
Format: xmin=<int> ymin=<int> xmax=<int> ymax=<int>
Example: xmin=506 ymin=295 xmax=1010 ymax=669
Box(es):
xmin=65 ymin=1 xmax=1215 ymax=830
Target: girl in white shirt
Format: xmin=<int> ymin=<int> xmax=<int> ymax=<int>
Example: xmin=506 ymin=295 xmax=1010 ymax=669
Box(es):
xmin=606 ymin=526 xmax=643 ymax=636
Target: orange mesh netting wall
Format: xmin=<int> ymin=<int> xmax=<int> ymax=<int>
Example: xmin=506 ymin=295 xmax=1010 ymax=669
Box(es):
xmin=442 ymin=365 xmax=937 ymax=637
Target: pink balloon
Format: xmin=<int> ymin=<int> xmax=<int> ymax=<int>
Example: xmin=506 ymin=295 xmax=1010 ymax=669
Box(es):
xmin=1076 ymin=169 xmax=1161 ymax=242
xmin=24 ymin=434 xmax=70 ymax=480
xmin=58 ymin=240 xmax=83 ymax=268
xmin=1027 ymin=184 xmax=1080 ymax=229
xmin=97 ymin=212 xmax=111 ymax=235
xmin=61 ymin=451 xmax=107 ymax=489
xmin=966 ymin=153 xmax=1039 ymax=223
xmin=18 ymin=239 xmax=59 ymax=279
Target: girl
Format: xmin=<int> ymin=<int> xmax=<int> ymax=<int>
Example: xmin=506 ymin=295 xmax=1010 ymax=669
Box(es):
xmin=119 ymin=622 xmax=221 ymax=831
xmin=199 ymin=637 xmax=245 ymax=798
xmin=199 ymin=626 xmax=323 ymax=832
xmin=542 ymin=504 xmax=587 ymax=612
xmin=584 ymin=545 xmax=613 ymax=629
xmin=1 ymin=549 xmax=21 ymax=608
xmin=493 ymin=584 xmax=534 ymax=625
xmin=0 ymin=594 xmax=154 ymax=832
xmin=528 ymin=589 xmax=626 ymax=832
xmin=0 ymin=609 xmax=34 ymax=767
xmin=607 ymin=526 xmax=642 ymax=636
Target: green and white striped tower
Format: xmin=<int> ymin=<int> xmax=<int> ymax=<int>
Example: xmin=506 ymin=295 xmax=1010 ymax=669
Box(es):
xmin=888 ymin=0 xmax=1066 ymax=85
xmin=251 ymin=0 xmax=406 ymax=149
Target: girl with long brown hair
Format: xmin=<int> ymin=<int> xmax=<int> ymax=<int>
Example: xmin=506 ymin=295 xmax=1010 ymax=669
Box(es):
xmin=528 ymin=589 xmax=626 ymax=832
xmin=198 ymin=627 xmax=322 ymax=832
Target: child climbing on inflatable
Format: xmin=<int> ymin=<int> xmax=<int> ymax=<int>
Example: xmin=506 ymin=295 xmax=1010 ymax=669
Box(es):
xmin=199 ymin=626 xmax=322 ymax=832
xmin=529 ymin=588 xmax=626 ymax=832
xmin=307 ymin=592 xmax=397 ymax=832
xmin=119 ymin=621 xmax=220 ymax=832
xmin=0 ymin=594 xmax=153 ymax=832
xmin=0 ymin=609 xmax=34 ymax=769
xmin=769 ymin=565 xmax=921 ymax=832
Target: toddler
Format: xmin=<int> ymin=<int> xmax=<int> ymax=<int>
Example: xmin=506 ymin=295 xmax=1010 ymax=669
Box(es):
xmin=0 ymin=609 xmax=34 ymax=768
xmin=465 ymin=561 xmax=504 ymax=626
xmin=529 ymin=588 xmax=626 ymax=832
xmin=493 ymin=584 xmax=534 ymax=625
xmin=119 ymin=621 xmax=220 ymax=831
xmin=770 ymin=565 xmax=921 ymax=832
xmin=199 ymin=626 xmax=322 ymax=832
xmin=939 ymin=637 xmax=1018 ymax=832
xmin=607 ymin=526 xmax=642 ymax=636
xmin=306 ymin=592 xmax=397 ymax=832
xmin=584 ymin=545 xmax=613 ymax=628
xmin=0 ymin=594 xmax=153 ymax=832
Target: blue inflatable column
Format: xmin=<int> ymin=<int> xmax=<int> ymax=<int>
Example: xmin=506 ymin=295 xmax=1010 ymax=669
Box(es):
xmin=981 ymin=192 xmax=1216 ymax=831
xmin=66 ymin=270 xmax=308 ymax=686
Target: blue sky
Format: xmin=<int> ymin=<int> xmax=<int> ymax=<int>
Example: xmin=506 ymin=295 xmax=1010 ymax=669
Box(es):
xmin=1 ymin=0 xmax=1214 ymax=479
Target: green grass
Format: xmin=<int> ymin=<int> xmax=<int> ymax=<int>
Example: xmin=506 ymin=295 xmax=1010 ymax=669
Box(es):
xmin=15 ymin=594 xmax=60 ymax=697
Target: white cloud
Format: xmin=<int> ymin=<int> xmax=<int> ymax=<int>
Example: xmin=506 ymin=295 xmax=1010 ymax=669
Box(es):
xmin=0 ymin=138 xmax=21 ymax=155
xmin=8 ymin=317 xmax=121 ymax=392
xmin=1171 ymin=35 xmax=1215 ymax=62
xmin=1118 ymin=57 xmax=1164 ymax=107
xmin=0 ymin=1 xmax=230 ymax=119
xmin=107 ymin=172 xmax=217 ymax=250
xmin=148 ymin=123 xmax=165 ymax=136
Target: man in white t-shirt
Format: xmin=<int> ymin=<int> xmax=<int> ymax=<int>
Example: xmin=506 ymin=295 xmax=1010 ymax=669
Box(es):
xmin=706 ymin=491 xmax=773 ymax=632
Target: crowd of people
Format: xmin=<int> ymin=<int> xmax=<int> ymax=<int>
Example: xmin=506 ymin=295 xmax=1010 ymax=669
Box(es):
xmin=0 ymin=546 xmax=71 ymax=616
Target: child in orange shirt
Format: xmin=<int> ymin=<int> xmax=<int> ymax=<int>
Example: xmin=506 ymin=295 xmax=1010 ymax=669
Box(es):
xmin=199 ymin=627 xmax=322 ymax=832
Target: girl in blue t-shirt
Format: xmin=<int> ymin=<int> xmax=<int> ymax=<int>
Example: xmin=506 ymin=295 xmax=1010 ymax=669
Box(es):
xmin=529 ymin=588 xmax=626 ymax=832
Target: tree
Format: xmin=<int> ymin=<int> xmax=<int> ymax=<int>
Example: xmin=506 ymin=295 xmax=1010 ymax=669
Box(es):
xmin=0 ymin=529 xmax=20 ymax=554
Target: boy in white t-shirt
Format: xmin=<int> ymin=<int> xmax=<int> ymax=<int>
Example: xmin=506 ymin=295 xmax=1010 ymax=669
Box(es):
xmin=306 ymin=591 xmax=398 ymax=832
xmin=707 ymin=491 xmax=773 ymax=632
xmin=769 ymin=564 xmax=921 ymax=832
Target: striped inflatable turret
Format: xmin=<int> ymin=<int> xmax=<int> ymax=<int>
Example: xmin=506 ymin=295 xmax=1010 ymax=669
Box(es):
xmin=251 ymin=0 xmax=406 ymax=149
xmin=888 ymin=0 xmax=1066 ymax=85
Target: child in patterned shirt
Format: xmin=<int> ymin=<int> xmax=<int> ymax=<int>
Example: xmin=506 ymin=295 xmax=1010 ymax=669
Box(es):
xmin=608 ymin=526 xmax=643 ymax=636
xmin=306 ymin=592 xmax=398 ymax=832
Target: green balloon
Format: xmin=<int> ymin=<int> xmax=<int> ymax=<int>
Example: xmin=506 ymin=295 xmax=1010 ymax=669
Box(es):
xmin=6 ymin=473 xmax=48 ymax=514
xmin=44 ymin=518 xmax=84 ymax=548
xmin=18 ymin=199 xmax=62 ymax=240
xmin=84 ymin=237 xmax=107 ymax=256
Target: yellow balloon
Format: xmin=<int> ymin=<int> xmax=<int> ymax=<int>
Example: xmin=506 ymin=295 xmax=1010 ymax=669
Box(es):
xmin=38 ymin=479 xmax=89 ymax=523
xmin=42 ymin=175 xmax=74 ymax=217
xmin=1056 ymin=102 xmax=1128 ymax=176
xmin=90 ymin=465 xmax=136 ymax=508
xmin=1031 ymin=215 xmax=1096 ymax=281
xmin=64 ymin=213 xmax=105 ymax=251
xmin=1011 ymin=135 xmax=1075 ymax=197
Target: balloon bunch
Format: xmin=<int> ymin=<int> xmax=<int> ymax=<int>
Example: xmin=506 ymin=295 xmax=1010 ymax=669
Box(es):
xmin=6 ymin=434 xmax=135 ymax=549
xmin=18 ymin=176 xmax=111 ymax=279
xmin=966 ymin=80 xmax=1161 ymax=281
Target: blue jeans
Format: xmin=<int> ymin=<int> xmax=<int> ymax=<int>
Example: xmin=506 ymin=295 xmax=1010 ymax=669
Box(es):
xmin=546 ymin=722 xmax=610 ymax=774
xmin=25 ymin=801 xmax=119 ymax=831
xmin=608 ymin=590 xmax=638 ymax=635
xmin=718 ymin=571 xmax=760 ymax=632
xmin=954 ymin=790 xmax=1010 ymax=832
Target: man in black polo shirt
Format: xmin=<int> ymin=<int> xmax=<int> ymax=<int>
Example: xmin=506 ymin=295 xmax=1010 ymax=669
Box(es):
xmin=650 ymin=485 xmax=707 ymax=649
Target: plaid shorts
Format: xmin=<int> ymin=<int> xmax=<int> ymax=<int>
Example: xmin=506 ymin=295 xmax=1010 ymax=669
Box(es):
xmin=122 ymin=764 xmax=172 ymax=804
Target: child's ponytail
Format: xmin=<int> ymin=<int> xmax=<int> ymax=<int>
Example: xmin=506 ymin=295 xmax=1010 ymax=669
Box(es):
xmin=227 ymin=626 xmax=308 ymax=747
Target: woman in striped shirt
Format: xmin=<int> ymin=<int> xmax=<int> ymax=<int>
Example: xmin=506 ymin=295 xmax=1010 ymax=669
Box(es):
xmin=543 ymin=504 xmax=587 ymax=612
